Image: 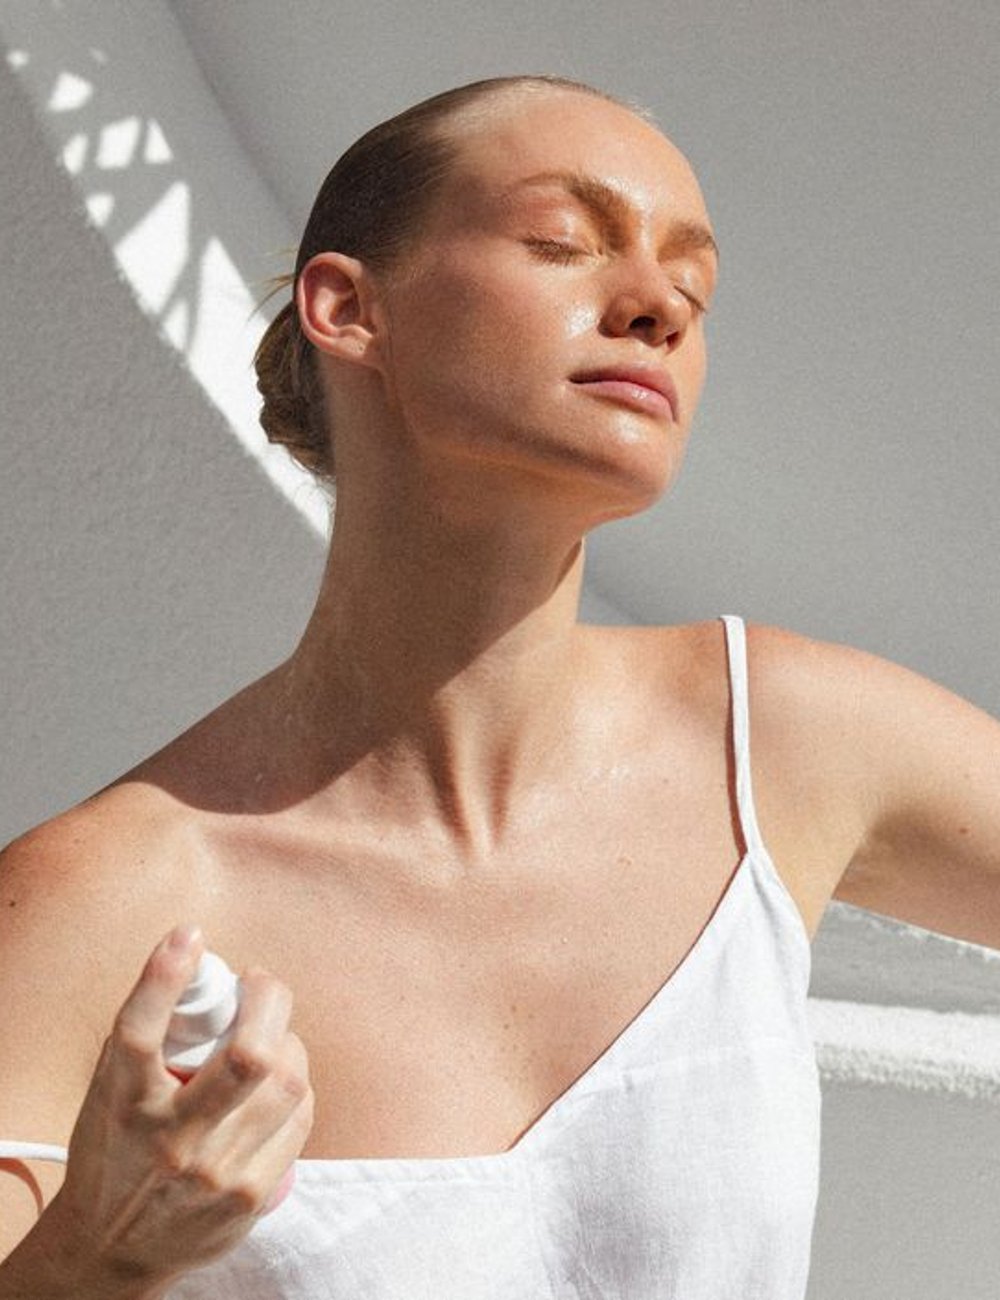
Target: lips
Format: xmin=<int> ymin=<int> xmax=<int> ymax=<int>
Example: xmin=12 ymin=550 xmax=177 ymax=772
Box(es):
xmin=570 ymin=366 xmax=679 ymax=422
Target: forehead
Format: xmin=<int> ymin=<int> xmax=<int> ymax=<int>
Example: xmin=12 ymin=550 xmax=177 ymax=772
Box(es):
xmin=441 ymin=89 xmax=711 ymax=228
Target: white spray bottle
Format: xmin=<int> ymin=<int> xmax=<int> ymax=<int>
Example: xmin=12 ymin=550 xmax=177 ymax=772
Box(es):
xmin=163 ymin=948 xmax=296 ymax=1214
xmin=0 ymin=946 xmax=295 ymax=1212
xmin=163 ymin=949 xmax=241 ymax=1083
xmin=0 ymin=952 xmax=242 ymax=1169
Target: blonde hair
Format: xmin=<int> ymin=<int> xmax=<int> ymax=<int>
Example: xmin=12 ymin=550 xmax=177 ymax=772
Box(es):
xmin=252 ymin=75 xmax=647 ymax=484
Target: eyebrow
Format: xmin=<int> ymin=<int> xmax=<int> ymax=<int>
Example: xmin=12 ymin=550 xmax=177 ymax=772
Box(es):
xmin=504 ymin=169 xmax=720 ymax=266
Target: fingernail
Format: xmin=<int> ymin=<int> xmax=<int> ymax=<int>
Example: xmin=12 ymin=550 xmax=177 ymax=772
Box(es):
xmin=167 ymin=924 xmax=202 ymax=952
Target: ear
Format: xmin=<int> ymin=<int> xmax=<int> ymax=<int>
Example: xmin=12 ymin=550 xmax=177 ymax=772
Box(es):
xmin=295 ymin=252 xmax=385 ymax=370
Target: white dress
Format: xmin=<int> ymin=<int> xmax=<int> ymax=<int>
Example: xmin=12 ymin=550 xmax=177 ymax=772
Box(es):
xmin=4 ymin=615 xmax=822 ymax=1298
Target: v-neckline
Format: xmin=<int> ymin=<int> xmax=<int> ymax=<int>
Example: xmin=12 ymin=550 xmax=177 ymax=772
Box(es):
xmin=293 ymin=847 xmax=758 ymax=1178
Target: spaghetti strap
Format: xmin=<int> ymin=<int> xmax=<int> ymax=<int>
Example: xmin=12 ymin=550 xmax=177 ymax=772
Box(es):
xmin=719 ymin=615 xmax=767 ymax=862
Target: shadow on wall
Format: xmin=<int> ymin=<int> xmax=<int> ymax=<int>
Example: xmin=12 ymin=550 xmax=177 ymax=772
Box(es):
xmin=2 ymin=2 xmax=329 ymax=536
xmin=0 ymin=15 xmax=329 ymax=844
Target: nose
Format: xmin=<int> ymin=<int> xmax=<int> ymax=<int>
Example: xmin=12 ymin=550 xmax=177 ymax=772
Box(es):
xmin=600 ymin=263 xmax=694 ymax=350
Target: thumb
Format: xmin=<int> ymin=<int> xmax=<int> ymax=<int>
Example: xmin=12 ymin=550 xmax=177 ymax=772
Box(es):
xmin=110 ymin=924 xmax=206 ymax=1093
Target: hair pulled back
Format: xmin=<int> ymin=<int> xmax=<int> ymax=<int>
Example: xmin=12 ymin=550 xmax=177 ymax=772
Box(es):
xmin=252 ymin=74 xmax=639 ymax=484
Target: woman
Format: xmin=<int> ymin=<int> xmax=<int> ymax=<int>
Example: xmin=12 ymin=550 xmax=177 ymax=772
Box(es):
xmin=1 ymin=74 xmax=998 ymax=1299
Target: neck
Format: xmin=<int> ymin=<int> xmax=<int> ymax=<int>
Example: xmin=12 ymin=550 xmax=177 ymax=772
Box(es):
xmin=270 ymin=475 xmax=602 ymax=862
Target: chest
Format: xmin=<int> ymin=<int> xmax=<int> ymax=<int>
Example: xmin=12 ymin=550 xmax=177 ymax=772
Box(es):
xmin=194 ymin=755 xmax=819 ymax=1162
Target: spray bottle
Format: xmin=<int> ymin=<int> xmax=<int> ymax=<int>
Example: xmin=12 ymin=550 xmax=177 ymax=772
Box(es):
xmin=163 ymin=949 xmax=241 ymax=1083
xmin=0 ymin=949 xmax=295 ymax=1215
xmin=163 ymin=948 xmax=296 ymax=1213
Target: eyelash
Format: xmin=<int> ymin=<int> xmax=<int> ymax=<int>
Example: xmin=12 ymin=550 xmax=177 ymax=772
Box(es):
xmin=524 ymin=239 xmax=709 ymax=315
xmin=525 ymin=237 xmax=588 ymax=265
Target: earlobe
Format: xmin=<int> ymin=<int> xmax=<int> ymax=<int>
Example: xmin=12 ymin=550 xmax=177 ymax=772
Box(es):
xmin=295 ymin=252 xmax=380 ymax=365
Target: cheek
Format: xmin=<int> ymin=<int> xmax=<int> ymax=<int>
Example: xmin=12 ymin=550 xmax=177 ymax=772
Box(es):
xmin=675 ymin=329 xmax=708 ymax=405
xmin=564 ymin=302 xmax=600 ymax=340
xmin=381 ymin=282 xmax=521 ymax=428
xmin=380 ymin=247 xmax=610 ymax=440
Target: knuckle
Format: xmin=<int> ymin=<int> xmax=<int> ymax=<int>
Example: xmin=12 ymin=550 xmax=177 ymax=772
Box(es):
xmin=222 ymin=1042 xmax=273 ymax=1085
xmin=221 ymin=1181 xmax=264 ymax=1217
xmin=275 ymin=1068 xmax=310 ymax=1104
xmin=285 ymin=1030 xmax=309 ymax=1065
xmin=92 ymin=1034 xmax=117 ymax=1078
xmin=184 ymin=1160 xmax=226 ymax=1197
xmin=150 ymin=1132 xmax=190 ymax=1178
xmin=111 ymin=1018 xmax=153 ymax=1061
xmin=119 ymin=1095 xmax=160 ymax=1135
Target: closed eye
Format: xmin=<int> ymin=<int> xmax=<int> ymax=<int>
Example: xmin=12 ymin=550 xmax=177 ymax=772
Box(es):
xmin=524 ymin=238 xmax=588 ymax=264
xmin=679 ymin=288 xmax=709 ymax=316
xmin=525 ymin=239 xmax=709 ymax=315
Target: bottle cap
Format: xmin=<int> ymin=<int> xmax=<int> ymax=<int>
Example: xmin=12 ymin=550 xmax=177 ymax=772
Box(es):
xmin=164 ymin=950 xmax=240 ymax=1072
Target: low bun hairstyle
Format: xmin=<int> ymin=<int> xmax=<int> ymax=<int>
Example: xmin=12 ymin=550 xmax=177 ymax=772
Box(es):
xmin=252 ymin=75 xmax=639 ymax=484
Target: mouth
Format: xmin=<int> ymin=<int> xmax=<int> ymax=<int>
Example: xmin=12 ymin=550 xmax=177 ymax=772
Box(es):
xmin=569 ymin=367 xmax=679 ymax=422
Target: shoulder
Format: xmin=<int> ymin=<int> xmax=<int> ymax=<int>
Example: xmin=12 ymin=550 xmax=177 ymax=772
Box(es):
xmin=0 ymin=787 xmax=206 ymax=1235
xmin=603 ymin=614 xmax=884 ymax=715
xmin=708 ymin=618 xmax=991 ymax=864
xmin=660 ymin=617 xmax=902 ymax=857
xmin=742 ymin=617 xmax=887 ymax=723
xmin=738 ymin=616 xmax=978 ymax=762
xmin=0 ymin=784 xmax=209 ymax=1043
xmin=2 ymin=781 xmax=205 ymax=899
xmin=728 ymin=617 xmax=903 ymax=797
xmin=580 ymin=613 xmax=921 ymax=751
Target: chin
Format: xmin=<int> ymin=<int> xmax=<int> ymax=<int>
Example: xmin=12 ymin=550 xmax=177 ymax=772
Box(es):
xmin=576 ymin=424 xmax=686 ymax=501
xmin=545 ymin=447 xmax=683 ymax=529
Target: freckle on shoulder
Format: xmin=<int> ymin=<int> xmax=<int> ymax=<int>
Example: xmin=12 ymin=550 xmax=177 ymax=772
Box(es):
xmin=1 ymin=781 xmax=204 ymax=920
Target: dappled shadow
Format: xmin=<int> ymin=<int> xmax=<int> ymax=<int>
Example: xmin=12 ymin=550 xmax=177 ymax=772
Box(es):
xmin=2 ymin=8 xmax=329 ymax=537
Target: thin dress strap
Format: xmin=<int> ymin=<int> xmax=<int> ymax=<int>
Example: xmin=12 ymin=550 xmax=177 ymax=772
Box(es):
xmin=719 ymin=615 xmax=767 ymax=863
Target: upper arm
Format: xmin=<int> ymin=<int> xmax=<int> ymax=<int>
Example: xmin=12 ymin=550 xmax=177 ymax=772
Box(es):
xmin=830 ymin=645 xmax=1000 ymax=946
xmin=0 ymin=795 xmax=196 ymax=1262
xmin=0 ymin=823 xmax=108 ymax=1259
xmin=736 ymin=622 xmax=1000 ymax=945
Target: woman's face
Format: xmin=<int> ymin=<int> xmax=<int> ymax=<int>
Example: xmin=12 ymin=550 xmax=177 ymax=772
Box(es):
xmin=375 ymin=90 xmax=719 ymax=522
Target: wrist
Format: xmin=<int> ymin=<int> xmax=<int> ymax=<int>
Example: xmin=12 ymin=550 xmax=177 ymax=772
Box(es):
xmin=0 ymin=1191 xmax=173 ymax=1300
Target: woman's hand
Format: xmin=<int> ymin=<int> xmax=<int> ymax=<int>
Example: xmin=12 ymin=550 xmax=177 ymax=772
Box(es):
xmin=47 ymin=925 xmax=314 ymax=1291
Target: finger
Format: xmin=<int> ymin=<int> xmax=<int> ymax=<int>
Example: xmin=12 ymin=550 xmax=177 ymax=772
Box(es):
xmin=214 ymin=1070 xmax=314 ymax=1212
xmin=205 ymin=1030 xmax=312 ymax=1154
xmin=195 ymin=1034 xmax=313 ymax=1178
xmin=110 ymin=925 xmax=206 ymax=1093
xmin=176 ymin=1083 xmax=313 ymax=1225
xmin=172 ymin=970 xmax=295 ymax=1126
xmin=260 ymin=1163 xmax=298 ymax=1216
xmin=243 ymin=1082 xmax=315 ymax=1213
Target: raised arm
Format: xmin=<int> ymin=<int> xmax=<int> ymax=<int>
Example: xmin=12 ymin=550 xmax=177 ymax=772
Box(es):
xmin=830 ymin=639 xmax=1000 ymax=946
xmin=753 ymin=623 xmax=1000 ymax=947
